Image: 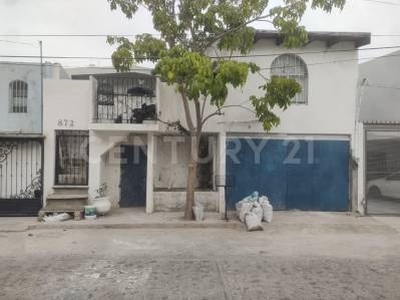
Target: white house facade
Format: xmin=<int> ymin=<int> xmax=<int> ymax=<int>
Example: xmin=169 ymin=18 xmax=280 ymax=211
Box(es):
xmin=38 ymin=30 xmax=371 ymax=216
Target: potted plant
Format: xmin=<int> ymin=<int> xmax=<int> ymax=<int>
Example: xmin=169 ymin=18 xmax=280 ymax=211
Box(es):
xmin=93 ymin=183 xmax=111 ymax=215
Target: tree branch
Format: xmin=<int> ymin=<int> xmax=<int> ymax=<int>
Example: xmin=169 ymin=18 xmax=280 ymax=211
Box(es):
xmin=201 ymin=104 xmax=256 ymax=126
xmin=201 ymin=12 xmax=272 ymax=52
xmin=200 ymin=96 xmax=208 ymax=120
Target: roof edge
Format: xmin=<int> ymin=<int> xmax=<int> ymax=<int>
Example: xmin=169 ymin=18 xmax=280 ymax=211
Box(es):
xmin=255 ymin=30 xmax=371 ymax=48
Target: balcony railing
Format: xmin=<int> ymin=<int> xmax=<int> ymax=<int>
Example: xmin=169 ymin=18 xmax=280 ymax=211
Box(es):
xmin=94 ymin=73 xmax=157 ymax=124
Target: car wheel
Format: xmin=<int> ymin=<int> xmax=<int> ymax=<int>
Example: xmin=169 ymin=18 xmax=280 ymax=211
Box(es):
xmin=368 ymin=186 xmax=381 ymax=199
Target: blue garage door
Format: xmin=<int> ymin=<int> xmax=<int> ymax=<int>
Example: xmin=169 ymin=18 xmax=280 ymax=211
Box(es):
xmin=225 ymin=138 xmax=349 ymax=211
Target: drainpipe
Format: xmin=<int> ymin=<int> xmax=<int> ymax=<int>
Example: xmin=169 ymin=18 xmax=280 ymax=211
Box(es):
xmin=39 ymin=40 xmax=43 ymax=135
xmin=354 ymin=78 xmax=367 ymax=214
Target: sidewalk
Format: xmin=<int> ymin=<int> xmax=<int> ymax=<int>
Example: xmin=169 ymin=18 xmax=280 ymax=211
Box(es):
xmin=0 ymin=208 xmax=242 ymax=232
xmin=1 ymin=209 xmax=399 ymax=233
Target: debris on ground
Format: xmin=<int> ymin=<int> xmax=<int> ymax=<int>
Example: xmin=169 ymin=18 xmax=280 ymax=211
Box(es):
xmin=193 ymin=204 xmax=204 ymax=221
xmin=235 ymin=191 xmax=274 ymax=231
xmin=43 ymin=213 xmax=71 ymax=222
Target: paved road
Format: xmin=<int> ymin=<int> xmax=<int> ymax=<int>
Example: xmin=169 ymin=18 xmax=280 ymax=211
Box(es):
xmin=1 ymin=219 xmax=400 ymax=299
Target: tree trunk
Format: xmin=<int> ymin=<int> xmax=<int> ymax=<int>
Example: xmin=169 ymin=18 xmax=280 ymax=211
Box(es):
xmin=184 ymin=158 xmax=197 ymax=220
xmin=184 ymin=135 xmax=200 ymax=220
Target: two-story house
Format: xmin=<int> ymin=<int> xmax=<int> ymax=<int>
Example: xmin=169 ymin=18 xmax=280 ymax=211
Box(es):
xmin=40 ymin=30 xmax=371 ymax=216
xmin=0 ymin=61 xmax=68 ymax=216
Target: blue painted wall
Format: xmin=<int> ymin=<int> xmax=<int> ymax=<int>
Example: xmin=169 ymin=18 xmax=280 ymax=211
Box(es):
xmin=226 ymin=138 xmax=349 ymax=211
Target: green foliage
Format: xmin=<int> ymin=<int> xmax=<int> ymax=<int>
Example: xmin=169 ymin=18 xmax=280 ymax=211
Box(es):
xmin=251 ymin=76 xmax=301 ymax=130
xmin=107 ymin=0 xmax=345 ymax=130
xmin=155 ymin=48 xmax=255 ymax=107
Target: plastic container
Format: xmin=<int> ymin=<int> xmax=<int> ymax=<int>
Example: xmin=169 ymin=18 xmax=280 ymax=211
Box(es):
xmin=84 ymin=205 xmax=97 ymax=219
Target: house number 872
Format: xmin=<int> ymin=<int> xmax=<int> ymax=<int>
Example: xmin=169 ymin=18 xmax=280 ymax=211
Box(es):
xmin=57 ymin=119 xmax=75 ymax=128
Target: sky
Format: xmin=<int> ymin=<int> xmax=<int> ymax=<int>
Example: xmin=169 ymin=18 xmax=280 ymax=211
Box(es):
xmin=0 ymin=0 xmax=399 ymax=68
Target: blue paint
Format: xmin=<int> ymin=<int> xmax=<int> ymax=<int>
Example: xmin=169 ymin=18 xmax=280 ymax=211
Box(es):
xmin=120 ymin=145 xmax=147 ymax=207
xmin=226 ymin=138 xmax=349 ymax=211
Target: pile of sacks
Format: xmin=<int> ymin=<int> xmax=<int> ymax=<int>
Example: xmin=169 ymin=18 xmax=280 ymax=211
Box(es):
xmin=235 ymin=191 xmax=273 ymax=231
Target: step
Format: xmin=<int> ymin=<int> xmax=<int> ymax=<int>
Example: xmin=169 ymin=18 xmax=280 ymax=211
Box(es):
xmin=46 ymin=194 xmax=88 ymax=200
xmin=52 ymin=186 xmax=89 ymax=195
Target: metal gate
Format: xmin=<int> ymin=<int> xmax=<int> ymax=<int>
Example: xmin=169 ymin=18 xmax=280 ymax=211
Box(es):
xmin=0 ymin=138 xmax=43 ymax=216
xmin=366 ymin=128 xmax=400 ymax=215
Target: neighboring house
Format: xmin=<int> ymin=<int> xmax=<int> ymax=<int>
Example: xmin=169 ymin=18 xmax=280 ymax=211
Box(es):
xmin=0 ymin=62 xmax=68 ymax=216
xmin=40 ymin=30 xmax=371 ymax=215
xmin=357 ymin=50 xmax=400 ymax=214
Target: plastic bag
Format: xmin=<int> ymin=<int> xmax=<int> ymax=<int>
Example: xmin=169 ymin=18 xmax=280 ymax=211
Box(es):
xmin=245 ymin=212 xmax=264 ymax=231
xmin=43 ymin=213 xmax=71 ymax=222
xmin=251 ymin=202 xmax=263 ymax=222
xmin=193 ymin=205 xmax=204 ymax=221
xmin=239 ymin=202 xmax=253 ymax=223
xmin=259 ymin=196 xmax=270 ymax=206
xmin=236 ymin=191 xmax=259 ymax=217
xmin=262 ymin=202 xmax=273 ymax=223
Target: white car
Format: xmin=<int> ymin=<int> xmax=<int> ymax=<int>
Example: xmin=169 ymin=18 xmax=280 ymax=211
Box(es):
xmin=367 ymin=172 xmax=400 ymax=199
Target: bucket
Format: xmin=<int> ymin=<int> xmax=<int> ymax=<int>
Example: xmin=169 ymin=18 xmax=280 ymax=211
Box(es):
xmin=84 ymin=205 xmax=97 ymax=219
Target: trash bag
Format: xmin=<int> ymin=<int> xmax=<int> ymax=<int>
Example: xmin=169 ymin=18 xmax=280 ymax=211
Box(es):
xmin=251 ymin=202 xmax=263 ymax=222
xmin=245 ymin=212 xmax=264 ymax=231
xmin=193 ymin=205 xmax=204 ymax=221
xmin=247 ymin=191 xmax=259 ymax=202
xmin=259 ymin=196 xmax=270 ymax=206
xmin=43 ymin=213 xmax=71 ymax=222
xmin=239 ymin=202 xmax=253 ymax=223
xmin=262 ymin=202 xmax=273 ymax=223
xmin=236 ymin=191 xmax=259 ymax=217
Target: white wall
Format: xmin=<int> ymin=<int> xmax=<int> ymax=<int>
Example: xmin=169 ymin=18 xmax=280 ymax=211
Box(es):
xmin=0 ymin=63 xmax=42 ymax=134
xmin=159 ymin=40 xmax=359 ymax=137
xmin=43 ymin=79 xmax=92 ymax=201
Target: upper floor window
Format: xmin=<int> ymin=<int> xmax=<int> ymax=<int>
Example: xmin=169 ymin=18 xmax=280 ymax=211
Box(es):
xmin=9 ymin=80 xmax=28 ymax=113
xmin=271 ymin=54 xmax=308 ymax=104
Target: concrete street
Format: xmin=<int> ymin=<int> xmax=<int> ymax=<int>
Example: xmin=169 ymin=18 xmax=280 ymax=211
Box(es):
xmin=1 ymin=212 xmax=400 ymax=299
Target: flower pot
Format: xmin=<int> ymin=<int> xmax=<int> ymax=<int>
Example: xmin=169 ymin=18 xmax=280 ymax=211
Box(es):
xmin=93 ymin=196 xmax=111 ymax=216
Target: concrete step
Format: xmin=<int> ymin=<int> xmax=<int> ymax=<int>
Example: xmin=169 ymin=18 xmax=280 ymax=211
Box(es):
xmin=52 ymin=186 xmax=89 ymax=195
xmin=46 ymin=194 xmax=88 ymax=200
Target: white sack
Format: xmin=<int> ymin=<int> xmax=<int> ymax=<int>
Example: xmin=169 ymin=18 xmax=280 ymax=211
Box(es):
xmin=239 ymin=202 xmax=253 ymax=223
xmin=245 ymin=212 xmax=264 ymax=231
xmin=251 ymin=202 xmax=263 ymax=222
xmin=262 ymin=202 xmax=273 ymax=223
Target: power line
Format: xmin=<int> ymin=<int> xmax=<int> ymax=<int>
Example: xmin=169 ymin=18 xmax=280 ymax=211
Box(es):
xmin=0 ymin=34 xmax=158 ymax=38
xmin=2 ymin=51 xmax=400 ymax=71
xmin=0 ymin=39 xmax=38 ymax=47
xmin=1 ymin=44 xmax=400 ymax=61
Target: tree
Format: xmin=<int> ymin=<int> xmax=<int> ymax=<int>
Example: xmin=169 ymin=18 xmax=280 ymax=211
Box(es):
xmin=107 ymin=0 xmax=345 ymax=220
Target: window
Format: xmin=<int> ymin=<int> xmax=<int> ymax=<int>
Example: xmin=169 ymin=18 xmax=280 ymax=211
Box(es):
xmin=55 ymin=131 xmax=89 ymax=186
xmin=9 ymin=80 xmax=28 ymax=113
xmin=387 ymin=172 xmax=400 ymax=181
xmin=271 ymin=54 xmax=308 ymax=104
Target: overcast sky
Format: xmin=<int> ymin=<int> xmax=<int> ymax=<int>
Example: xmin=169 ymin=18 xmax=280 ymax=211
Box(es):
xmin=0 ymin=0 xmax=399 ymax=68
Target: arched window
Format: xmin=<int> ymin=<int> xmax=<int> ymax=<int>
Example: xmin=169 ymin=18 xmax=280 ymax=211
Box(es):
xmin=271 ymin=54 xmax=308 ymax=104
xmin=9 ymin=80 xmax=28 ymax=113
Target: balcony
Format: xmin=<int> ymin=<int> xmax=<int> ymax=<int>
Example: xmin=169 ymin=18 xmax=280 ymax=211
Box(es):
xmin=93 ymin=73 xmax=157 ymax=127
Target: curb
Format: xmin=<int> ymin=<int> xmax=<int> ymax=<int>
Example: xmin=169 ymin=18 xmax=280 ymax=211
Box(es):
xmin=26 ymin=221 xmax=244 ymax=231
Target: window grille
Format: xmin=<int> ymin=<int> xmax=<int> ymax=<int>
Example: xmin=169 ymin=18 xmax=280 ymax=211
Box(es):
xmin=271 ymin=54 xmax=308 ymax=104
xmin=9 ymin=80 xmax=28 ymax=113
xmin=55 ymin=130 xmax=89 ymax=186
